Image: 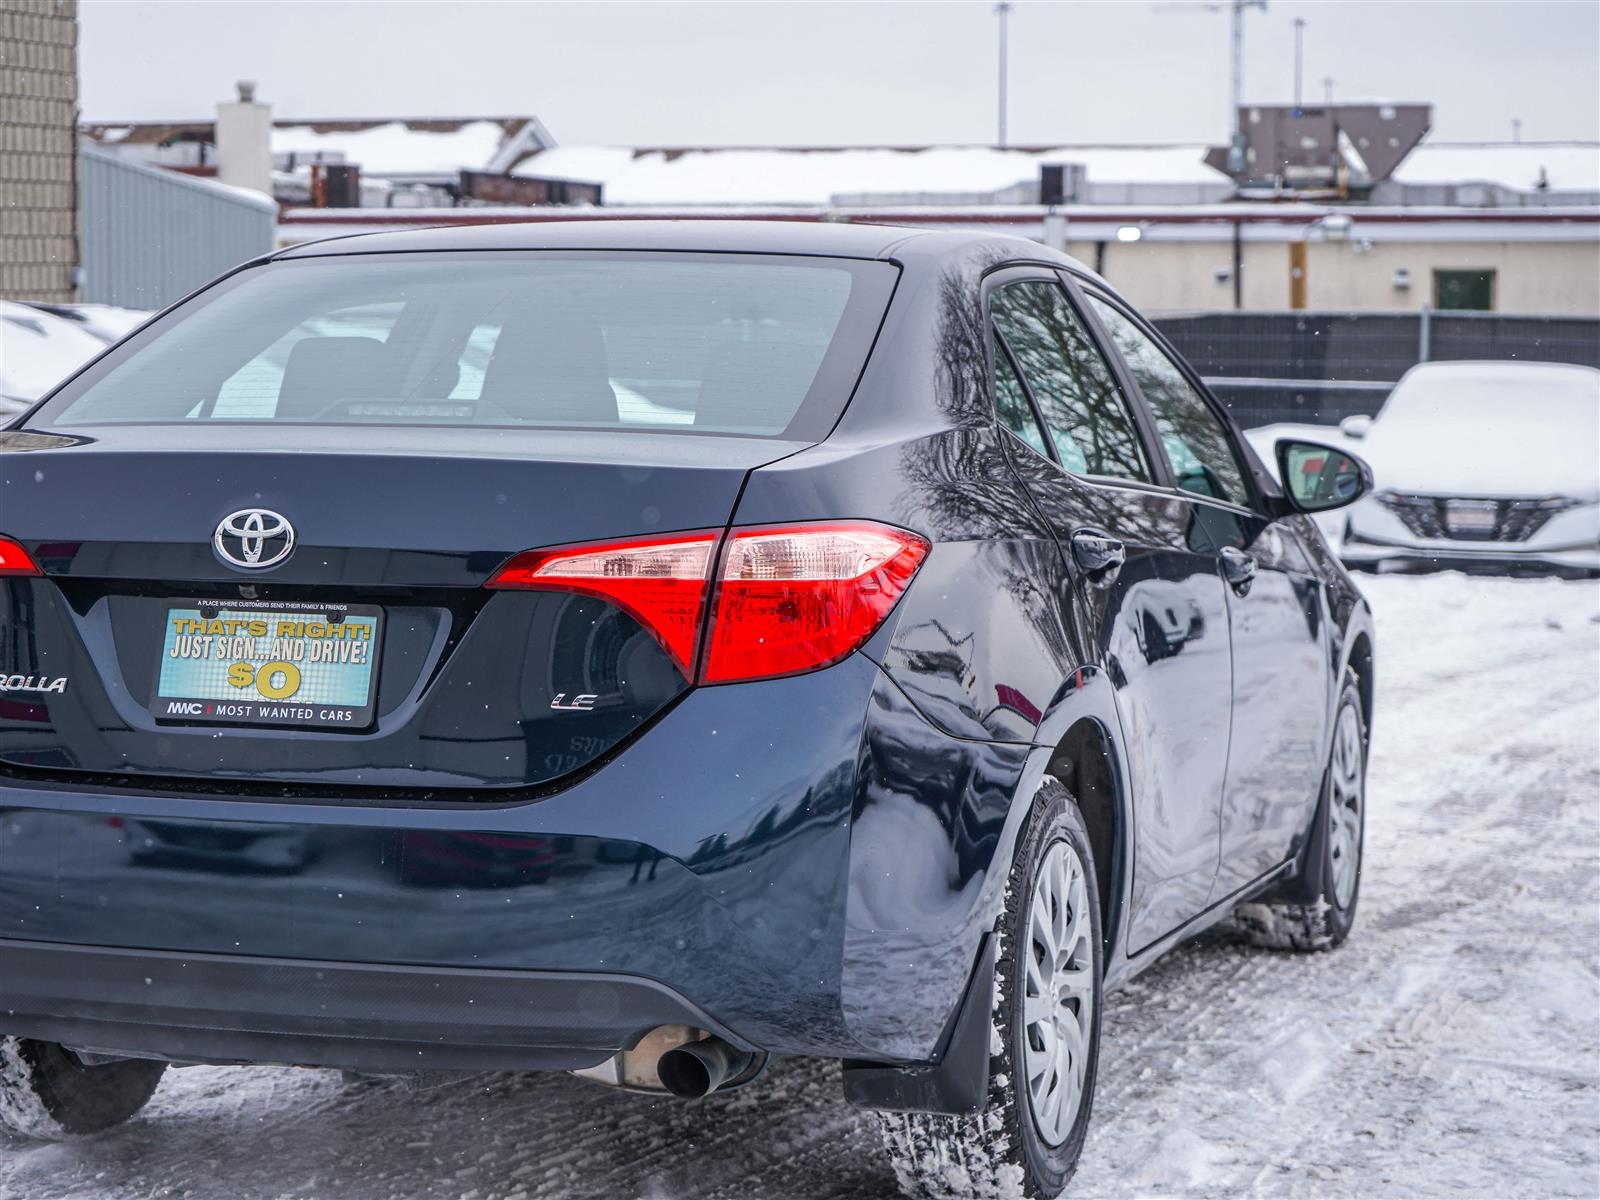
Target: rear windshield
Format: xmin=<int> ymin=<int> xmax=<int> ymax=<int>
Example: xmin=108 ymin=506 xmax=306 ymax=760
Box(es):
xmin=30 ymin=251 xmax=898 ymax=439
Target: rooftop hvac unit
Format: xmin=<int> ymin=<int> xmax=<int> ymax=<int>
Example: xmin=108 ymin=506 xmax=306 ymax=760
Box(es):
xmin=1039 ymin=163 xmax=1086 ymax=206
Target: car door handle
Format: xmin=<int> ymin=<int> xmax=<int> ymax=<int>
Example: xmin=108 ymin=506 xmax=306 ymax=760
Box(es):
xmin=1070 ymin=529 xmax=1126 ymax=582
xmin=1219 ymin=546 xmax=1257 ymax=594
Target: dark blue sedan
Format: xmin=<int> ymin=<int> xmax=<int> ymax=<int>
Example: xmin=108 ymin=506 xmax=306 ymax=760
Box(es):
xmin=0 ymin=220 xmax=1374 ymax=1197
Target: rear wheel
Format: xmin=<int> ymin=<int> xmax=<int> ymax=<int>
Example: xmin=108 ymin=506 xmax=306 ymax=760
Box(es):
xmin=0 ymin=1038 xmax=166 ymax=1139
xmin=1232 ymin=672 xmax=1366 ymax=951
xmin=879 ymin=778 xmax=1103 ymax=1199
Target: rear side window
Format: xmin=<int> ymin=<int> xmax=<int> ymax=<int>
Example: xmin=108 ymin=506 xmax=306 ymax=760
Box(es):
xmin=1085 ymin=294 xmax=1249 ymax=506
xmin=33 ymin=252 xmax=898 ymax=440
xmin=990 ymin=281 xmax=1152 ymax=482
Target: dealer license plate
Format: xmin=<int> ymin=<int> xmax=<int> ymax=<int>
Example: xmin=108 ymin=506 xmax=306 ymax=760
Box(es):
xmin=154 ymin=600 xmax=382 ymax=729
xmin=1444 ymin=499 xmax=1500 ymax=536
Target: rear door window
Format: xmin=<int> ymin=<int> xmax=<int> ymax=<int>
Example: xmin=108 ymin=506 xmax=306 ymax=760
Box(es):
xmin=990 ymin=281 xmax=1153 ymax=482
xmin=991 ymin=332 xmax=1051 ymax=457
xmin=1085 ymin=293 xmax=1250 ymax=507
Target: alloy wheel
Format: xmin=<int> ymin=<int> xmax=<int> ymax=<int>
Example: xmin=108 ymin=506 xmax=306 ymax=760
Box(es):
xmin=1327 ymin=701 xmax=1365 ymax=909
xmin=1023 ymin=839 xmax=1095 ymax=1147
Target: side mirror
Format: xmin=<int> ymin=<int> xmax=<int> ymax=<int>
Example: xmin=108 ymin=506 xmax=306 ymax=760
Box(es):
xmin=1275 ymin=438 xmax=1374 ymax=514
xmin=1338 ymin=414 xmax=1374 ymax=439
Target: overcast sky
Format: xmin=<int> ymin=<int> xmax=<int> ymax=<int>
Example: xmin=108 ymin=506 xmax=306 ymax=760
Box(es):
xmin=79 ymin=0 xmax=1600 ymax=146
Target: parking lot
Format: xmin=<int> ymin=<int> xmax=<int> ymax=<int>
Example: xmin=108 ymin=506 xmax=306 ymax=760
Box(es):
xmin=2 ymin=571 xmax=1596 ymax=1200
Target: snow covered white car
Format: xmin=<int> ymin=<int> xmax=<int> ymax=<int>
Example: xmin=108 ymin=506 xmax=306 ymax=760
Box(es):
xmin=0 ymin=222 xmax=1376 ymax=1198
xmin=0 ymin=300 xmax=115 ymax=414
xmin=1339 ymin=361 xmax=1600 ymax=576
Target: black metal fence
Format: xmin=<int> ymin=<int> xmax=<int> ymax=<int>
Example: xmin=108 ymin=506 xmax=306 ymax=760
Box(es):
xmin=1152 ymin=310 xmax=1600 ymax=428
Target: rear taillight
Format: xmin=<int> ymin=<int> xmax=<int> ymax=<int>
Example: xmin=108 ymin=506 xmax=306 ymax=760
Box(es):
xmin=703 ymin=523 xmax=929 ymax=683
xmin=486 ymin=533 xmax=718 ymax=676
xmin=486 ymin=521 xmax=928 ymax=685
xmin=0 ymin=535 xmax=41 ymax=577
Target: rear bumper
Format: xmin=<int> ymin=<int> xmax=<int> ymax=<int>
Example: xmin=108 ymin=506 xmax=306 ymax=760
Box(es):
xmin=0 ymin=938 xmax=747 ymax=1073
xmin=0 ymin=653 xmax=1028 ymax=1067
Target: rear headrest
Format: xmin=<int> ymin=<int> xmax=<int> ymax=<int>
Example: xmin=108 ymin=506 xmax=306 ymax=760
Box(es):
xmin=693 ymin=339 xmax=825 ymax=433
xmin=275 ymin=336 xmax=391 ymax=420
xmin=479 ymin=311 xmax=619 ymax=425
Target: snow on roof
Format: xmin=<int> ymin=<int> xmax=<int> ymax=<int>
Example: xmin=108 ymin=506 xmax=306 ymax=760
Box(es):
xmin=80 ymin=144 xmax=279 ymax=213
xmin=1395 ymin=142 xmax=1600 ymax=192
xmin=517 ymin=140 xmax=1600 ymax=207
xmin=173 ymin=170 xmax=281 ymax=212
xmin=514 ymin=144 xmax=1222 ymax=206
xmin=270 ymin=120 xmax=511 ymax=176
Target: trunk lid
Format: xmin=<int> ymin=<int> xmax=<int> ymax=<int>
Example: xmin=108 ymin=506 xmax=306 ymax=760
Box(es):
xmin=0 ymin=425 xmax=799 ymax=793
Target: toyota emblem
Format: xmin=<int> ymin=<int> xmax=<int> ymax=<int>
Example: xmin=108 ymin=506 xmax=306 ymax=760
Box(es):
xmin=213 ymin=509 xmax=295 ymax=570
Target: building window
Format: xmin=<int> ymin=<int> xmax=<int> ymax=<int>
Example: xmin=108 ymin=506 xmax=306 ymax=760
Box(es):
xmin=1433 ymin=269 xmax=1495 ymax=311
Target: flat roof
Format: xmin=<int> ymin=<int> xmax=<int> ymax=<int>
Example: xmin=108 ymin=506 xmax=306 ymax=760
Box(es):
xmin=510 ymin=140 xmax=1600 ymax=205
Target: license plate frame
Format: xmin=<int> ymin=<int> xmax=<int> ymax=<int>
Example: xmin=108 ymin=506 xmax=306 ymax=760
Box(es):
xmin=153 ymin=599 xmax=383 ymax=730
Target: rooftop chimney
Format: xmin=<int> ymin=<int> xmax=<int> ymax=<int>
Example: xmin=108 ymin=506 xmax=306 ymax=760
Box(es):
xmin=216 ymin=80 xmax=272 ymax=197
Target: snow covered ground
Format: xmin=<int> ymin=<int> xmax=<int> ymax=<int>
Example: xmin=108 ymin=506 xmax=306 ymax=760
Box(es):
xmin=2 ymin=573 xmax=1596 ymax=1200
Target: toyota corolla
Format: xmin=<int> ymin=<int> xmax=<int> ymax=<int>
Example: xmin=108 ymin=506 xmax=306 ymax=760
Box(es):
xmin=0 ymin=221 xmax=1375 ymax=1198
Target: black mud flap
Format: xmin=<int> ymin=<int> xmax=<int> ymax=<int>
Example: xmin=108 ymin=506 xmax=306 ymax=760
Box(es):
xmin=1257 ymin=761 xmax=1332 ymax=907
xmin=841 ymin=932 xmax=994 ymax=1115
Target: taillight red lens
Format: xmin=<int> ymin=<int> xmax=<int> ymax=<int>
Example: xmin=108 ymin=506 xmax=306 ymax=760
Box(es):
xmin=486 ymin=533 xmax=717 ymax=676
xmin=702 ymin=522 xmax=930 ymax=684
xmin=485 ymin=521 xmax=928 ymax=685
xmin=0 ymin=536 xmax=41 ymax=577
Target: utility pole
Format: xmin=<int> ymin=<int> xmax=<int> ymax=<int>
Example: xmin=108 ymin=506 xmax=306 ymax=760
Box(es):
xmin=1322 ymin=75 xmax=1334 ymax=105
xmin=1292 ymin=16 xmax=1306 ymax=109
xmin=1224 ymin=1 xmax=1264 ymax=173
xmin=996 ymin=2 xmax=1013 ymax=148
xmin=1154 ymin=1 xmax=1266 ymax=173
xmin=1512 ymin=118 xmax=1522 ymax=143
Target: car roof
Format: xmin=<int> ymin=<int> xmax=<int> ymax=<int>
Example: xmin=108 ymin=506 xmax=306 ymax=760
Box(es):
xmin=271 ymin=217 xmax=1094 ymax=274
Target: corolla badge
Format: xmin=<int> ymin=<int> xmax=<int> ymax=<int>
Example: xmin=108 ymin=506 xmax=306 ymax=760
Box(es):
xmin=213 ymin=509 xmax=295 ymax=570
xmin=0 ymin=674 xmax=68 ymax=694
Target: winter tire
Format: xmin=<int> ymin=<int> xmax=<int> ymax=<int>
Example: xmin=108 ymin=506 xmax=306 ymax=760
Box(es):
xmin=878 ymin=777 xmax=1104 ymax=1199
xmin=0 ymin=1038 xmax=166 ymax=1140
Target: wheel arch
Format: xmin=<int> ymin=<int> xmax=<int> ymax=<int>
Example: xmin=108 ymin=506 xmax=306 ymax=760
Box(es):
xmin=1042 ymin=718 xmax=1124 ymax=967
xmin=1017 ymin=658 xmax=1135 ymax=973
xmin=1344 ymin=628 xmax=1375 ymax=742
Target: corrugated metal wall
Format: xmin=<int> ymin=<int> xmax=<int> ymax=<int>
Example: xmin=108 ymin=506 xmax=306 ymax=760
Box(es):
xmin=1155 ymin=310 xmax=1600 ymax=427
xmin=79 ymin=146 xmax=276 ymax=310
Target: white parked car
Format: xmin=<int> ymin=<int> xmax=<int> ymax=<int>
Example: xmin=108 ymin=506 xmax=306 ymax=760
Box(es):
xmin=21 ymin=301 xmax=150 ymax=345
xmin=1337 ymin=361 xmax=1600 ymax=576
xmin=0 ymin=301 xmax=151 ymax=416
xmin=0 ymin=301 xmax=107 ymax=414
